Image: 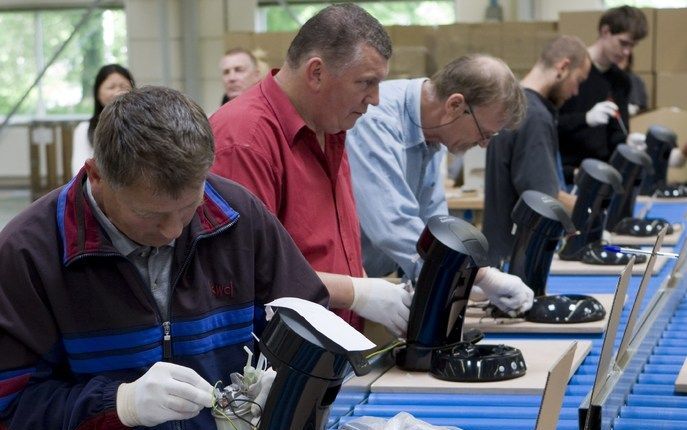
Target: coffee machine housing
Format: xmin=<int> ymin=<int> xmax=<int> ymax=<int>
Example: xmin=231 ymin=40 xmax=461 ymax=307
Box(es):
xmin=508 ymin=190 xmax=576 ymax=296
xmin=258 ymin=306 xmax=371 ymax=429
xmin=639 ymin=125 xmax=677 ymax=195
xmin=558 ymin=159 xmax=623 ymax=260
xmin=606 ymin=144 xmax=653 ymax=231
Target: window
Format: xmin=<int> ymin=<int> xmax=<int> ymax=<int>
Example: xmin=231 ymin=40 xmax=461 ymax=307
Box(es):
xmin=604 ymin=0 xmax=687 ymax=7
xmin=258 ymin=1 xmax=455 ymax=32
xmin=0 ymin=7 xmax=127 ymax=119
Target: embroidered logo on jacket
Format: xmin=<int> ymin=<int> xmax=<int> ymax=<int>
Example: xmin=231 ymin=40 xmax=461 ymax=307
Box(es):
xmin=211 ymin=282 xmax=235 ymax=298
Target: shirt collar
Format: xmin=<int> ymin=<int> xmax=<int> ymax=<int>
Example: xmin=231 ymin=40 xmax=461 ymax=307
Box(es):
xmin=85 ymin=179 xmax=173 ymax=257
xmin=525 ymin=87 xmax=557 ymax=118
xmin=403 ymin=78 xmax=430 ymax=149
xmin=261 ymin=69 xmax=310 ymax=146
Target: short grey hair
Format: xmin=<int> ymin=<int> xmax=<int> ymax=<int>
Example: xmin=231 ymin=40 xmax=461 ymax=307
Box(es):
xmin=539 ymin=35 xmax=590 ymax=70
xmin=431 ymin=54 xmax=527 ymax=129
xmin=286 ymin=3 xmax=392 ymax=71
xmin=93 ymin=86 xmax=215 ymax=197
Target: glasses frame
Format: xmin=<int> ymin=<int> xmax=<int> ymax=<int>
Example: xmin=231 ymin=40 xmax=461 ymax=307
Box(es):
xmin=466 ymin=101 xmax=498 ymax=142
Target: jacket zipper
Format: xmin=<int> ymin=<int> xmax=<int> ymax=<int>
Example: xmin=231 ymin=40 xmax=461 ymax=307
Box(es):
xmin=163 ymin=321 xmax=172 ymax=360
xmin=162 ymin=216 xmax=240 ymax=361
xmin=70 ymin=217 xmax=239 ymax=366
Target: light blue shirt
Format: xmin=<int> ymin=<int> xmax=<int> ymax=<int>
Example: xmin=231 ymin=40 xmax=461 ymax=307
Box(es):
xmin=346 ymin=78 xmax=447 ymax=280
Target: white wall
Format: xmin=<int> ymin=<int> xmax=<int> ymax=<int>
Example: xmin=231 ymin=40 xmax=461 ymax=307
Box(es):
xmin=0 ymin=126 xmax=30 ymax=182
xmin=124 ymin=0 xmax=256 ymax=116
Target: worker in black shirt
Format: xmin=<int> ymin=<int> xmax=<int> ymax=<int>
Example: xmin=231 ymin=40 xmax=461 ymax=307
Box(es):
xmin=558 ymin=6 xmax=648 ymax=185
xmin=484 ymin=35 xmax=590 ymax=267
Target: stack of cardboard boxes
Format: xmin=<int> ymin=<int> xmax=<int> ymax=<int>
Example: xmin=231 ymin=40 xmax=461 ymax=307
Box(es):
xmin=223 ymin=9 xmax=686 ymax=107
xmin=223 ymin=21 xmax=558 ymax=82
xmin=654 ymin=9 xmax=687 ymax=110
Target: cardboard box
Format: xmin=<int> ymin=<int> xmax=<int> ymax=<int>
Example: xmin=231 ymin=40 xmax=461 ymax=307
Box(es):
xmin=388 ymin=46 xmax=428 ymax=79
xmin=431 ymin=24 xmax=470 ymax=70
xmin=386 ymin=25 xmax=435 ymax=48
xmin=632 ymin=8 xmax=655 ymax=73
xmin=558 ymin=9 xmax=655 ymax=73
xmin=501 ymin=22 xmax=557 ymax=70
xmin=655 ymin=8 xmax=687 ymax=72
xmin=558 ymin=10 xmax=602 ymax=45
xmin=636 ymin=71 xmax=655 ymax=110
xmin=629 ymin=107 xmax=687 ymax=136
xmin=468 ymin=22 xmax=502 ymax=57
xmin=656 ymin=73 xmax=687 ymax=110
xmin=252 ymin=31 xmax=295 ymax=69
xmin=224 ymin=32 xmax=255 ymax=51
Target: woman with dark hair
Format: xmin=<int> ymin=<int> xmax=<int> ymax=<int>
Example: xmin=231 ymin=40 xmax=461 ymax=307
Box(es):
xmin=71 ymin=64 xmax=135 ymax=176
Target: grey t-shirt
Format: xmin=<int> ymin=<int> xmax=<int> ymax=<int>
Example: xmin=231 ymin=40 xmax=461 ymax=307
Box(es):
xmin=483 ymin=88 xmax=560 ymax=267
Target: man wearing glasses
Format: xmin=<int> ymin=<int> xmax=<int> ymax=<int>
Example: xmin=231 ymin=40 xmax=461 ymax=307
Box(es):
xmin=558 ymin=6 xmax=648 ymax=185
xmin=346 ymin=54 xmax=534 ymax=316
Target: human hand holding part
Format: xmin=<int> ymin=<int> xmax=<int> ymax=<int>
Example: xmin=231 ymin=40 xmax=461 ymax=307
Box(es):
xmin=349 ymin=277 xmax=413 ymax=337
xmin=474 ymin=267 xmax=534 ymax=316
xmin=116 ymin=361 xmax=213 ymax=427
xmin=585 ymin=101 xmax=619 ymax=127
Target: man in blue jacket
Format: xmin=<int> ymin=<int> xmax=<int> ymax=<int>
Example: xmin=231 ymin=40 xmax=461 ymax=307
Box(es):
xmin=0 ymin=86 xmax=327 ymax=429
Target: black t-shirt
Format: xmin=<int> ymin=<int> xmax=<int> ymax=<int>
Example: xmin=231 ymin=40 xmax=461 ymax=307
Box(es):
xmin=483 ymin=89 xmax=561 ymax=267
xmin=558 ymin=64 xmax=631 ymax=184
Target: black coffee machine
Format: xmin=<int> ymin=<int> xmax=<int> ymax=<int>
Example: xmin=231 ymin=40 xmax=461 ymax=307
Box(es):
xmin=558 ymin=159 xmax=645 ymax=264
xmin=606 ymin=144 xmax=672 ymax=236
xmin=639 ymin=125 xmax=683 ymax=197
xmin=505 ymin=190 xmax=606 ymax=323
xmin=395 ymin=215 xmax=527 ymax=382
xmin=257 ymin=305 xmax=371 ymax=429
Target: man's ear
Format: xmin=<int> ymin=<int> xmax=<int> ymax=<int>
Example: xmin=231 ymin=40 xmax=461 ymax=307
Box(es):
xmin=599 ymin=24 xmax=612 ymax=38
xmin=84 ymin=158 xmax=102 ymax=184
xmin=303 ymin=57 xmax=325 ymax=90
xmin=555 ymin=58 xmax=572 ymax=79
xmin=445 ymin=93 xmax=466 ymax=116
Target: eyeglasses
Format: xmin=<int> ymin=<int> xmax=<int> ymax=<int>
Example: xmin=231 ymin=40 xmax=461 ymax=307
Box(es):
xmin=466 ymin=101 xmax=498 ymax=142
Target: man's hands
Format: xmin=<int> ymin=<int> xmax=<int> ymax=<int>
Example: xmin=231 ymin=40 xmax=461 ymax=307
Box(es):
xmin=585 ymin=101 xmax=619 ymax=127
xmin=350 ymin=277 xmax=413 ymax=337
xmin=117 ymin=362 xmax=213 ymax=427
xmin=473 ymin=267 xmax=534 ymax=316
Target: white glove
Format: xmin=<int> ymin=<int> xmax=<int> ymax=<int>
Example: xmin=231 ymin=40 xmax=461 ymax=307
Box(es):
xmin=585 ymin=101 xmax=619 ymax=127
xmin=349 ymin=277 xmax=413 ymax=337
xmin=469 ymin=285 xmax=489 ymax=302
xmin=474 ymin=267 xmax=534 ymax=316
xmin=250 ymin=367 xmax=277 ymax=418
xmin=116 ymin=362 xmax=213 ymax=427
xmin=669 ymin=147 xmax=687 ymax=168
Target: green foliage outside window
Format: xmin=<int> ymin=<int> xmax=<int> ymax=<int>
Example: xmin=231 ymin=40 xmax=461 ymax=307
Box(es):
xmin=262 ymin=1 xmax=455 ymax=32
xmin=0 ymin=8 xmax=127 ymax=118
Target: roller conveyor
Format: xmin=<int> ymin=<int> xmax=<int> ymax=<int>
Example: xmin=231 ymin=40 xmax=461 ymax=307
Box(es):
xmin=326 ymin=202 xmax=686 ymax=429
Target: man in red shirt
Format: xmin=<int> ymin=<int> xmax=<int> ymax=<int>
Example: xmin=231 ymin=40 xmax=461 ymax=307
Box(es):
xmin=210 ymin=4 xmax=411 ymax=336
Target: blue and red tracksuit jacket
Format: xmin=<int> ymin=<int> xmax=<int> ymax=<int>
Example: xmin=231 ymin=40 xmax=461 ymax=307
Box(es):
xmin=0 ymin=171 xmax=328 ymax=429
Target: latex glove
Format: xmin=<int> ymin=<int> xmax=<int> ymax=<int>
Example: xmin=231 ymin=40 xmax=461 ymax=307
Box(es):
xmin=250 ymin=367 xmax=277 ymax=418
xmin=474 ymin=267 xmax=534 ymax=316
xmin=469 ymin=285 xmax=489 ymax=302
xmin=669 ymin=146 xmax=687 ymax=168
xmin=350 ymin=277 xmax=413 ymax=337
xmin=585 ymin=101 xmax=618 ymax=127
xmin=116 ymin=361 xmax=213 ymax=427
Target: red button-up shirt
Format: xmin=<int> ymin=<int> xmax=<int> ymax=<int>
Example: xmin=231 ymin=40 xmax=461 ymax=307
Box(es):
xmin=210 ymin=70 xmax=364 ymax=329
